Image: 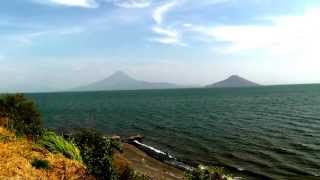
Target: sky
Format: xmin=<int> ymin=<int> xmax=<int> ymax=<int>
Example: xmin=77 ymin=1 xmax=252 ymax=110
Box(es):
xmin=1 ymin=0 xmax=320 ymax=92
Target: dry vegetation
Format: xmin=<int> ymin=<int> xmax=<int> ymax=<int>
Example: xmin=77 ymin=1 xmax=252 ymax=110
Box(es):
xmin=0 ymin=127 xmax=93 ymax=180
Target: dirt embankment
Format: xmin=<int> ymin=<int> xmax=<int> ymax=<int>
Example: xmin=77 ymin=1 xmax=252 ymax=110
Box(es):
xmin=0 ymin=127 xmax=92 ymax=180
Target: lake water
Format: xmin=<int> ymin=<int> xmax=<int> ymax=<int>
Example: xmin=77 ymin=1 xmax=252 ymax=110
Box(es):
xmin=28 ymin=85 xmax=320 ymax=179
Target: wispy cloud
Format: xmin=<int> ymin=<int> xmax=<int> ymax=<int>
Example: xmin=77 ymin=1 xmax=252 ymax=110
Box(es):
xmin=150 ymin=26 xmax=186 ymax=46
xmin=150 ymin=0 xmax=186 ymax=46
xmin=152 ymin=0 xmax=177 ymax=25
xmin=110 ymin=0 xmax=151 ymax=8
xmin=33 ymin=0 xmax=152 ymax=8
xmin=152 ymin=26 xmax=178 ymax=38
xmin=149 ymin=0 xmax=233 ymax=46
xmin=2 ymin=5 xmax=148 ymax=45
xmin=32 ymin=0 xmax=98 ymax=8
xmin=11 ymin=26 xmax=86 ymax=45
xmin=185 ymin=8 xmax=320 ymax=55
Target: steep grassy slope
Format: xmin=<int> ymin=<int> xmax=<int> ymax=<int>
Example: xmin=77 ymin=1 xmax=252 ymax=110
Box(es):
xmin=0 ymin=127 xmax=93 ymax=179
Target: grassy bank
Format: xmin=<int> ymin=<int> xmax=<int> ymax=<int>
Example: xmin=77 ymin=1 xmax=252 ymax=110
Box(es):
xmin=0 ymin=127 xmax=91 ymax=179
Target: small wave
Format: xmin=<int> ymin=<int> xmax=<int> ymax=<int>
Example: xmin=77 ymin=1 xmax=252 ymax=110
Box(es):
xmin=132 ymin=140 xmax=193 ymax=171
xmin=133 ymin=140 xmax=169 ymax=157
xmin=236 ymin=167 xmax=244 ymax=171
xmin=270 ymin=147 xmax=298 ymax=155
xmin=279 ymin=164 xmax=315 ymax=177
xmin=290 ymin=142 xmax=320 ymax=151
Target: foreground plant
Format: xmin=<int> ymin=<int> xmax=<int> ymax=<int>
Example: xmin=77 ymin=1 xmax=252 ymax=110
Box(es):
xmin=185 ymin=165 xmax=234 ymax=180
xmin=37 ymin=131 xmax=82 ymax=162
xmin=31 ymin=159 xmax=50 ymax=169
xmin=73 ymin=129 xmax=121 ymax=180
xmin=0 ymin=94 xmax=43 ymax=140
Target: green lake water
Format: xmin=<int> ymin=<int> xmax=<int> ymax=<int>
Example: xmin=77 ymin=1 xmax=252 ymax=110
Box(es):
xmin=28 ymin=85 xmax=320 ymax=179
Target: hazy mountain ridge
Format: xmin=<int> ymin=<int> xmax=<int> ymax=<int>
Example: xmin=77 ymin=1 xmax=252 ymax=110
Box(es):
xmin=206 ymin=75 xmax=260 ymax=88
xmin=72 ymin=71 xmax=181 ymax=91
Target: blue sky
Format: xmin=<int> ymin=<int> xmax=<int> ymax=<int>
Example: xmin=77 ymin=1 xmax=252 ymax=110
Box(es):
xmin=1 ymin=0 xmax=320 ymax=92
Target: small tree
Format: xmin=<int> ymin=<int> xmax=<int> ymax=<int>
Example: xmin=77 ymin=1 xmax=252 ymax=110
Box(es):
xmin=0 ymin=94 xmax=43 ymax=139
xmin=73 ymin=129 xmax=121 ymax=180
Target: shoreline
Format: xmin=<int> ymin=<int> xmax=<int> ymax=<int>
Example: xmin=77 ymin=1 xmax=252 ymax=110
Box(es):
xmin=122 ymin=137 xmax=263 ymax=180
xmin=58 ymin=128 xmax=261 ymax=179
xmin=120 ymin=143 xmax=185 ymax=180
xmin=115 ymin=135 xmax=191 ymax=179
xmin=128 ymin=139 xmax=193 ymax=171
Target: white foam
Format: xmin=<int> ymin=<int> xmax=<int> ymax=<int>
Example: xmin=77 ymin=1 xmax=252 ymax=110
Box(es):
xmin=133 ymin=140 xmax=193 ymax=171
xmin=133 ymin=140 xmax=167 ymax=155
xmin=237 ymin=167 xmax=244 ymax=171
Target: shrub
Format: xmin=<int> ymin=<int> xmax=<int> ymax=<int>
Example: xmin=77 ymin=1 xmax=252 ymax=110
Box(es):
xmin=37 ymin=131 xmax=82 ymax=162
xmin=0 ymin=94 xmax=43 ymax=139
xmin=185 ymin=165 xmax=233 ymax=180
xmin=31 ymin=159 xmax=50 ymax=169
xmin=0 ymin=99 xmax=5 ymax=117
xmin=72 ymin=129 xmax=121 ymax=180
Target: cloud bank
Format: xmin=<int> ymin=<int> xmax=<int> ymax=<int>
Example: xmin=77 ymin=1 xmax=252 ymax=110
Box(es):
xmin=185 ymin=8 xmax=320 ymax=56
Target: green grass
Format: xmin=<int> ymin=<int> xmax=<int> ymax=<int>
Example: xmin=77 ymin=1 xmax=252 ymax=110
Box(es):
xmin=37 ymin=131 xmax=82 ymax=162
xmin=31 ymin=159 xmax=50 ymax=169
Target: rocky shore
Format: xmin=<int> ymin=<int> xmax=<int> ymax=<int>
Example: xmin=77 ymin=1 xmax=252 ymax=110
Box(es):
xmin=120 ymin=143 xmax=185 ymax=179
xmin=112 ymin=134 xmax=188 ymax=179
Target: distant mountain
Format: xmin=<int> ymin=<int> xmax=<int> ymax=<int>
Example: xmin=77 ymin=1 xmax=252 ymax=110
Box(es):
xmin=72 ymin=71 xmax=181 ymax=91
xmin=206 ymin=75 xmax=260 ymax=88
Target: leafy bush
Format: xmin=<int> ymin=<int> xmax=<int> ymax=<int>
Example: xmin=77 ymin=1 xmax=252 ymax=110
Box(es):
xmin=37 ymin=131 xmax=82 ymax=162
xmin=72 ymin=129 xmax=121 ymax=180
xmin=31 ymin=159 xmax=50 ymax=169
xmin=0 ymin=94 xmax=43 ymax=139
xmin=185 ymin=165 xmax=233 ymax=180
